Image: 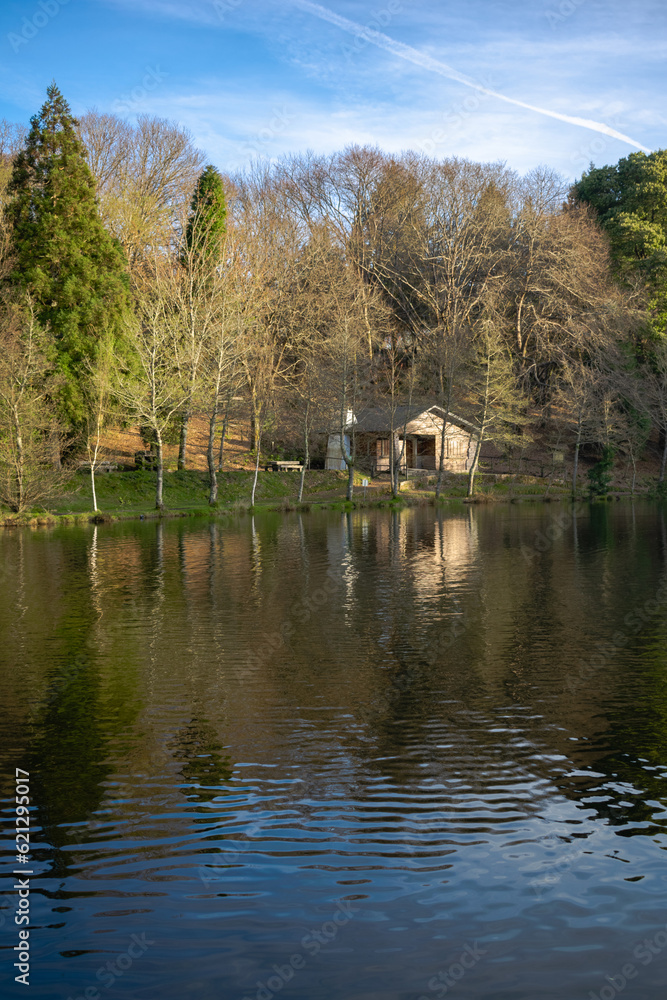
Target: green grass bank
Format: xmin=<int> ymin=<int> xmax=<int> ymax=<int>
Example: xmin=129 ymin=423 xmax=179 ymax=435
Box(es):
xmin=0 ymin=467 xmax=656 ymax=527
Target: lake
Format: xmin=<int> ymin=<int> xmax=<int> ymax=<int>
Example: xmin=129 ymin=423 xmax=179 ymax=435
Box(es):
xmin=1 ymin=504 xmax=667 ymax=1000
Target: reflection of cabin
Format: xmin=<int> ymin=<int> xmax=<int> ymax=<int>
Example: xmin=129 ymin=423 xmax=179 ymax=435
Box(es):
xmin=325 ymin=406 xmax=479 ymax=475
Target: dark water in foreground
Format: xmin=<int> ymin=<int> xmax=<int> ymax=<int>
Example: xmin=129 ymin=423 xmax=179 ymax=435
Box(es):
xmin=1 ymin=504 xmax=667 ymax=1000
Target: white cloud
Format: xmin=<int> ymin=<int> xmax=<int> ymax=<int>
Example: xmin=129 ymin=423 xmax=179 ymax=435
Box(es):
xmin=93 ymin=0 xmax=661 ymax=176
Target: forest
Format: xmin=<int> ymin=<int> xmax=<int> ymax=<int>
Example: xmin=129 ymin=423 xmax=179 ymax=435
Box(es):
xmin=1 ymin=83 xmax=667 ymax=512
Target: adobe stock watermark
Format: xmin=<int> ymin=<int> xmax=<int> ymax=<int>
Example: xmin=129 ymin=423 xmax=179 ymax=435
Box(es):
xmin=7 ymin=0 xmax=70 ymax=54
xmin=520 ymin=505 xmax=581 ymax=564
xmin=213 ymin=0 xmax=245 ymax=22
xmin=112 ymin=66 xmax=168 ymax=113
xmin=66 ymin=933 xmax=154 ymax=1000
xmin=341 ymin=0 xmax=403 ymax=61
xmin=197 ymin=818 xmax=264 ymax=883
xmin=419 ymin=76 xmax=498 ymax=157
xmin=564 ymin=573 xmax=667 ymax=696
xmin=240 ymin=899 xmax=360 ymax=1000
xmin=232 ymin=568 xmax=340 ymax=681
xmin=570 ymin=114 xmax=629 ymax=171
xmin=242 ymin=107 xmax=295 ymax=158
xmin=525 ymin=835 xmax=586 ymax=898
xmin=417 ymin=941 xmax=487 ymax=999
xmin=545 ymin=0 xmax=587 ymax=30
xmin=588 ymin=922 xmax=667 ymax=1000
xmin=360 ymin=614 xmax=468 ymax=727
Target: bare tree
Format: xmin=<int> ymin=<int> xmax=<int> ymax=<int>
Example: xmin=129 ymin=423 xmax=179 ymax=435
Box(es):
xmin=320 ymin=270 xmax=376 ymax=501
xmin=0 ymin=297 xmax=67 ymax=513
xmin=78 ymin=111 xmax=205 ymax=260
xmin=640 ymin=340 xmax=667 ymax=485
xmin=418 ymin=323 xmax=470 ymax=498
xmin=84 ymin=333 xmax=119 ymax=511
xmin=233 ymin=165 xmax=304 ymax=504
xmin=464 ymin=314 xmax=528 ymax=497
xmin=201 ymin=249 xmax=245 ymax=505
xmin=111 ymin=260 xmax=189 ymax=509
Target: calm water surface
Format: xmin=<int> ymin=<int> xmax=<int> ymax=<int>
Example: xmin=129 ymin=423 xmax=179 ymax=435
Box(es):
xmin=1 ymin=504 xmax=667 ymax=1000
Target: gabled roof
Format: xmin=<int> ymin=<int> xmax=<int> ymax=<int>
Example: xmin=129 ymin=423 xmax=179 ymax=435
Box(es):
xmin=427 ymin=406 xmax=480 ymax=436
xmin=344 ymin=405 xmax=479 ymax=436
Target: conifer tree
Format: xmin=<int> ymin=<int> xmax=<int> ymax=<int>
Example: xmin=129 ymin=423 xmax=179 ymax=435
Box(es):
xmin=5 ymin=83 xmax=132 ymax=428
xmin=184 ymin=164 xmax=227 ymax=265
xmin=177 ymin=165 xmax=227 ymax=469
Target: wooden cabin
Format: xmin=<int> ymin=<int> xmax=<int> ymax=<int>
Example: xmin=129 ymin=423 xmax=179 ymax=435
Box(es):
xmin=325 ymin=406 xmax=479 ymax=475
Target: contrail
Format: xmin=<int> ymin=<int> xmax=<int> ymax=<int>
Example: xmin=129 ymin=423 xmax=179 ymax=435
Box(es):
xmin=292 ymin=0 xmax=651 ymax=153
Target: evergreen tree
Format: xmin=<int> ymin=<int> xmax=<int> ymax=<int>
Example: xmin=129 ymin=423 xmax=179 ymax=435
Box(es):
xmin=184 ymin=164 xmax=227 ymax=266
xmin=573 ymin=151 xmax=667 ymax=338
xmin=5 ymin=83 xmax=132 ymax=427
xmin=177 ymin=165 xmax=227 ymax=469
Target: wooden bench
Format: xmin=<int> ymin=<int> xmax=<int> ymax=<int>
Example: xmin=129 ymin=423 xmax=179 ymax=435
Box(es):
xmin=264 ymin=460 xmax=304 ymax=472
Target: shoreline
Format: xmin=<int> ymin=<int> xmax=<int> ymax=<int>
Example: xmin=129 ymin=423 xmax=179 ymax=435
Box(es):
xmin=0 ymin=491 xmax=655 ymax=528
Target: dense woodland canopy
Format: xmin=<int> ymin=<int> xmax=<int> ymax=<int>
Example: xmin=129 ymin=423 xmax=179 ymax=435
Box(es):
xmin=1 ymin=84 xmax=666 ymax=511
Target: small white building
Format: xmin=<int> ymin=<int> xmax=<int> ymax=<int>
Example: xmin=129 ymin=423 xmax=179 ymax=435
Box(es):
xmin=325 ymin=405 xmax=478 ymax=475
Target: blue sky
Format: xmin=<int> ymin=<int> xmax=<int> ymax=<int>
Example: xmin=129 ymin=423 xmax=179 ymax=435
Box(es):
xmin=0 ymin=0 xmax=664 ymax=179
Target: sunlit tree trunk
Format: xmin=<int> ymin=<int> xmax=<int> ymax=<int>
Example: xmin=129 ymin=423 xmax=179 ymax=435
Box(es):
xmin=155 ymin=430 xmax=164 ymax=510
xmin=207 ymin=402 xmax=218 ymax=505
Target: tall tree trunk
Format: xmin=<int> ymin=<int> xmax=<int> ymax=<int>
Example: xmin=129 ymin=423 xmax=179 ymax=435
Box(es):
xmin=250 ymin=441 xmax=261 ymax=507
xmin=435 ymin=393 xmax=453 ymax=499
xmin=13 ymin=407 xmax=24 ymax=514
xmin=218 ymin=387 xmax=232 ymax=471
xmin=392 ymin=431 xmax=405 ymax=499
xmin=347 ymin=461 xmax=354 ymax=501
xmin=250 ymin=395 xmax=263 ymax=453
xmin=467 ymin=366 xmax=490 ymax=498
xmin=435 ymin=369 xmax=454 ymax=498
xmin=572 ymin=415 xmax=583 ymax=499
xmin=177 ymin=408 xmax=190 ymax=471
xmin=155 ymin=432 xmax=164 ymax=510
xmin=207 ymin=399 xmax=218 ymax=505
xmin=298 ymin=402 xmax=310 ymax=503
xmin=90 ymin=467 xmax=98 ymax=513
xmin=339 ymin=400 xmax=355 ymax=502
xmin=660 ymin=429 xmax=667 ymax=484
xmin=89 ymin=417 xmax=101 ymax=511
xmin=435 ymin=421 xmax=448 ymax=499
xmin=466 ymin=428 xmax=484 ymax=498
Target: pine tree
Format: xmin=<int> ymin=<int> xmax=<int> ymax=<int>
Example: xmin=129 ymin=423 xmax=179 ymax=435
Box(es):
xmin=184 ymin=164 xmax=227 ymax=265
xmin=177 ymin=165 xmax=227 ymax=469
xmin=5 ymin=83 xmax=132 ymax=428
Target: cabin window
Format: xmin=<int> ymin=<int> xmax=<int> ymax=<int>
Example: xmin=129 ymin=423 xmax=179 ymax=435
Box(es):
xmin=377 ymin=438 xmax=390 ymax=457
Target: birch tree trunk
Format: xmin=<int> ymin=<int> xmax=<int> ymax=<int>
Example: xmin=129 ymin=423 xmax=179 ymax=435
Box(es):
xmin=90 ymin=466 xmax=98 ymax=513
xmin=298 ymin=400 xmax=310 ymax=503
xmin=466 ymin=425 xmax=485 ymax=498
xmin=435 ymin=392 xmax=452 ymax=500
xmin=250 ymin=440 xmax=262 ymax=507
xmin=12 ymin=406 xmax=24 ymax=515
xmin=155 ymin=432 xmax=164 ymax=510
xmin=207 ymin=400 xmax=218 ymax=505
xmin=178 ymin=409 xmax=190 ymax=470
xmin=218 ymin=387 xmax=233 ymax=470
xmin=572 ymin=413 xmax=583 ymax=499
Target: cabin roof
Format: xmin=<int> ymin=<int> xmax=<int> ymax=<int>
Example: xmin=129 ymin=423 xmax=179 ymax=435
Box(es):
xmin=346 ymin=405 xmax=479 ymax=436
